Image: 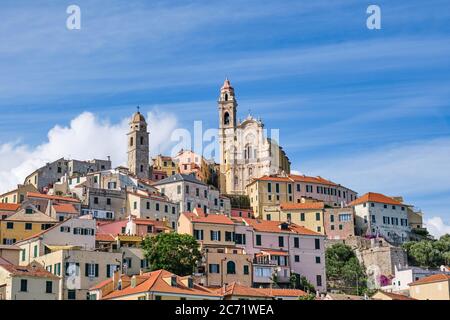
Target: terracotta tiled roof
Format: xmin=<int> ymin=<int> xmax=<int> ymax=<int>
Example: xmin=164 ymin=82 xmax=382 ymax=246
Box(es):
xmin=280 ymin=202 xmax=324 ymax=210
xmin=27 ymin=192 xmax=80 ymax=203
xmin=182 ymin=212 xmax=235 ymax=225
xmin=408 ymin=274 xmax=450 ymax=286
xmin=252 ymin=176 xmax=292 ymax=182
xmin=132 ymin=219 xmax=167 ymax=229
xmin=102 ymin=270 xmax=220 ymax=300
xmin=95 ymin=233 xmax=115 ymax=242
xmin=218 ymin=282 xmax=272 ymax=298
xmin=241 ymin=218 xmax=321 ymax=236
xmin=288 ymin=175 xmax=338 ymax=186
xmin=349 ymin=192 xmax=403 ymax=207
xmin=0 ymin=203 xmax=20 ymax=211
xmin=89 ymin=275 xmax=130 ymax=291
xmin=53 ymin=203 xmax=79 ymax=214
xmin=0 ymin=261 xmax=59 ymax=279
xmin=375 ymin=291 xmax=416 ymax=300
xmin=265 ymin=288 xmax=307 ymax=297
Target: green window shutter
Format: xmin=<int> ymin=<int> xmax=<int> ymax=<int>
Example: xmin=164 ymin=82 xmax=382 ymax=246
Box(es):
xmin=85 ymin=263 xmax=89 ymax=277
xmin=95 ymin=264 xmax=99 ymax=277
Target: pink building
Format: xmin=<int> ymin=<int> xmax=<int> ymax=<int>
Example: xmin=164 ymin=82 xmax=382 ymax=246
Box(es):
xmin=125 ymin=217 xmax=169 ymax=237
xmin=230 ymin=208 xmax=254 ymax=219
xmin=323 ymin=207 xmax=355 ymax=240
xmin=232 ymin=217 xmax=327 ymax=292
xmin=174 ymin=150 xmax=209 ymax=183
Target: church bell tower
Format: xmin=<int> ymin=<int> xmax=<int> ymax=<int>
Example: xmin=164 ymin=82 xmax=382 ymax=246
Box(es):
xmin=127 ymin=108 xmax=150 ymax=179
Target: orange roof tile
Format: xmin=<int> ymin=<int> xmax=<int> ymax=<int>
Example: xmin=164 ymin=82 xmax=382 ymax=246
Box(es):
xmin=241 ymin=218 xmax=322 ymax=236
xmin=183 ymin=212 xmax=235 ymax=225
xmin=259 ymin=249 xmax=289 ymax=256
xmin=349 ymin=192 xmax=403 ymax=207
xmin=89 ymin=275 xmax=130 ymax=291
xmin=408 ymin=274 xmax=450 ymax=286
xmin=280 ymin=202 xmax=324 ymax=210
xmin=218 ymin=282 xmax=272 ymax=298
xmin=102 ymin=270 xmax=220 ymax=300
xmin=0 ymin=203 xmax=20 ymax=211
xmin=53 ymin=203 xmax=79 ymax=214
xmin=27 ymin=192 xmax=80 ymax=203
xmin=0 ymin=262 xmax=59 ymax=279
xmin=375 ymin=291 xmax=416 ymax=300
xmin=288 ymin=174 xmax=338 ymax=186
xmin=95 ymin=234 xmax=116 ymax=242
xmin=266 ymin=288 xmax=307 ymax=297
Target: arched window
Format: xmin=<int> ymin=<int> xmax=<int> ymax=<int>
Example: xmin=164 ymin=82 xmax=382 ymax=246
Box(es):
xmin=227 ymin=261 xmax=236 ymax=274
xmin=130 ymin=137 xmax=134 ymax=147
xmin=224 ymin=93 xmax=228 ymax=101
xmin=140 ymin=165 xmax=144 ymax=172
xmin=140 ymin=136 xmax=144 ymax=145
xmin=224 ymin=112 xmax=230 ymax=125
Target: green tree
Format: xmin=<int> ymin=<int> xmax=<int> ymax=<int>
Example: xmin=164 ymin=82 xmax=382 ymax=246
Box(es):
xmin=402 ymin=234 xmax=450 ymax=268
xmin=298 ymin=293 xmax=316 ymax=300
xmin=326 ymin=243 xmax=367 ymax=295
xmin=141 ymin=233 xmax=202 ymax=276
xmin=289 ymin=273 xmax=316 ymax=293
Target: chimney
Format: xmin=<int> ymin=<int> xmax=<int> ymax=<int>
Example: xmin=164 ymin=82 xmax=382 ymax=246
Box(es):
xmin=113 ymin=270 xmax=120 ymax=290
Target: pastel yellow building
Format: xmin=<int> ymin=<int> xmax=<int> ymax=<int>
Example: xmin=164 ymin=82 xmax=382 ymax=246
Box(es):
xmin=0 ymin=259 xmax=59 ymax=300
xmin=278 ymin=202 xmax=326 ymax=234
xmin=409 ymin=274 xmax=450 ymax=300
xmin=0 ymin=184 xmax=38 ymax=205
xmin=0 ymin=205 xmax=57 ymax=245
xmin=151 ymin=155 xmax=178 ymax=177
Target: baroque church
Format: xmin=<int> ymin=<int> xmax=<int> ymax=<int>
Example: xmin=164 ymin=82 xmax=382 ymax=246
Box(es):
xmin=218 ymin=79 xmax=291 ymax=195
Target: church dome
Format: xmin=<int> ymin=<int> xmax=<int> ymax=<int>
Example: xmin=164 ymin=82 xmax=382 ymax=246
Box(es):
xmin=131 ymin=111 xmax=146 ymax=123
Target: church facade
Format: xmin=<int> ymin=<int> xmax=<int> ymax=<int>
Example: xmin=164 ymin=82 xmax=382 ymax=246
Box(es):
xmin=218 ymin=79 xmax=291 ymax=195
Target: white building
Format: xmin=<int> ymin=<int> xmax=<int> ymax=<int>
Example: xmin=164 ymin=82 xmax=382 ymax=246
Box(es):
xmin=351 ymin=192 xmax=411 ymax=244
xmin=154 ymin=174 xmax=220 ymax=214
xmin=388 ymin=265 xmax=450 ymax=294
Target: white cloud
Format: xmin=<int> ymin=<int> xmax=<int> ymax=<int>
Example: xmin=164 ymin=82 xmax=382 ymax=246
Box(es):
xmin=0 ymin=110 xmax=178 ymax=193
xmin=425 ymin=216 xmax=450 ymax=239
xmin=301 ymin=137 xmax=450 ymax=197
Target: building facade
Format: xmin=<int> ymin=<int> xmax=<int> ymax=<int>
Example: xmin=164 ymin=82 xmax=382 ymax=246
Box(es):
xmin=127 ymin=111 xmax=150 ymax=179
xmin=218 ymin=79 xmax=291 ymax=195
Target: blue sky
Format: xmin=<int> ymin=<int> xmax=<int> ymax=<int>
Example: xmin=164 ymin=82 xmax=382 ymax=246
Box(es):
xmin=0 ymin=1 xmax=449 ymax=235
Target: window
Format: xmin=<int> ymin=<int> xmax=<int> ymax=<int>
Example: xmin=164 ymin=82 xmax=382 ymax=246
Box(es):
xmin=85 ymin=263 xmax=99 ymax=278
xmin=315 ymin=256 xmax=321 ymax=264
xmin=294 ymin=255 xmax=300 ymax=262
xmin=172 ymin=207 xmax=176 ymax=214
xmin=177 ymin=185 xmax=181 ymax=194
xmin=68 ymin=290 xmax=76 ymax=300
xmin=317 ymin=226 xmax=321 ymax=232
xmin=185 ymin=185 xmax=189 ymax=194
xmin=46 ymin=281 xmax=53 ymax=294
xmin=278 ymin=236 xmax=284 ymax=247
xmin=226 ymin=261 xmax=236 ymax=274
xmin=275 ymin=183 xmax=280 ymax=193
xmin=210 ymin=230 xmax=221 ymax=241
xmin=164 ymin=205 xmax=168 ymax=213
xmin=288 ymin=184 xmax=292 ymax=194
xmin=204 ymin=190 xmax=208 ymax=198
xmin=106 ymin=198 xmax=111 ymax=205
xmin=371 ymin=203 xmax=375 ymax=207
xmin=294 ymin=237 xmax=299 ymax=248
xmin=235 ymin=233 xmax=246 ymax=245
xmin=267 ymin=183 xmax=272 ymax=193
xmin=330 ymin=225 xmax=335 ymax=230
xmin=339 ymin=224 xmax=343 ymax=230
xmin=256 ymin=234 xmax=262 ymax=246
xmin=371 ymin=215 xmax=376 ymax=223
xmin=330 ymin=215 xmax=334 ymax=223
xmin=156 ymin=203 xmax=160 ymax=211
xmin=315 ymin=239 xmax=320 ymax=250
xmin=225 ymin=231 xmax=233 ymax=242
xmin=20 ymin=279 xmax=28 ymax=292
xmin=316 ymin=275 xmax=322 ymax=287
xmin=209 ymin=264 xmax=220 ymax=273
xmin=266 ymin=214 xmax=271 ymax=221
xmin=21 ymin=249 xmax=26 ymax=261
xmin=300 ymin=213 xmax=305 ymax=221
xmin=296 ymin=184 xmax=300 ymax=192
xmin=392 ymin=205 xmax=396 ymax=210
xmin=94 ymin=197 xmax=99 ymax=204
xmin=25 ymin=208 xmax=33 ymax=214
xmin=155 ymin=295 xmax=162 ymax=300
xmin=55 ymin=263 xmax=61 ymax=276
xmin=287 ymin=213 xmax=291 ymax=221
xmin=316 ymin=212 xmax=321 ymax=221
xmin=25 ymin=223 xmax=32 ymax=230
xmin=196 ymin=188 xmax=200 ymax=197
xmin=339 ymin=214 xmax=352 ymax=222
xmin=243 ymin=265 xmax=249 ymax=275
xmin=33 ymin=245 xmax=38 ymax=258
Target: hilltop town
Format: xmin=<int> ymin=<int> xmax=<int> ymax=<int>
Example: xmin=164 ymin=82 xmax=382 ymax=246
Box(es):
xmin=0 ymin=79 xmax=449 ymax=301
